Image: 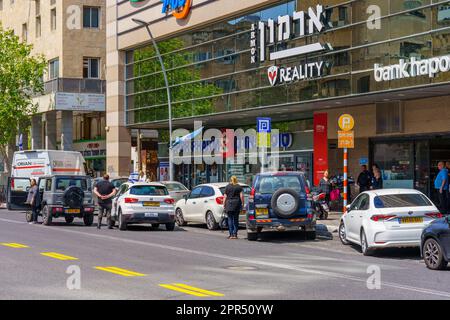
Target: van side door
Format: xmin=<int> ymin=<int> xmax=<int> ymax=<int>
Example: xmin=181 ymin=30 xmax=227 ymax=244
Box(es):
xmin=7 ymin=177 xmax=31 ymax=211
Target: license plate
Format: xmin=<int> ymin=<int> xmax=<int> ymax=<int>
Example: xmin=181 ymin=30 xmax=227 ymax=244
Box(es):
xmin=145 ymin=212 xmax=158 ymax=218
xmin=255 ymin=208 xmax=268 ymax=216
xmin=400 ymin=217 xmax=423 ymax=224
xmin=66 ymin=209 xmax=80 ymax=214
xmin=143 ymin=201 xmax=160 ymax=207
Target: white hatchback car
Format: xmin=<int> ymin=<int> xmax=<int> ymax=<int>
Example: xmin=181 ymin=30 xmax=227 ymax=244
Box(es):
xmin=174 ymin=183 xmax=250 ymax=230
xmin=110 ymin=182 xmax=175 ymax=231
xmin=339 ymin=189 xmax=442 ymax=255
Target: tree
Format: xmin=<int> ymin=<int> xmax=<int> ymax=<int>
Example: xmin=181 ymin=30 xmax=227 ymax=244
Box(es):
xmin=0 ymin=26 xmax=47 ymax=171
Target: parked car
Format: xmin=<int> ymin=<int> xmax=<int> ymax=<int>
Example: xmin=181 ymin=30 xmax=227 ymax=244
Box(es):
xmin=159 ymin=181 xmax=190 ymax=203
xmin=246 ymin=172 xmax=316 ymax=241
xmin=110 ymin=182 xmax=175 ymax=231
xmin=339 ymin=189 xmax=442 ymax=256
xmin=174 ymin=183 xmax=251 ymax=230
xmin=92 ymin=177 xmax=128 ymax=206
xmin=421 ymin=216 xmax=450 ymax=270
xmin=7 ymin=175 xmax=95 ymax=226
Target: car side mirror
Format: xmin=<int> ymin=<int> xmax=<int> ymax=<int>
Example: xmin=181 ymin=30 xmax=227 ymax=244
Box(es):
xmin=346 ymin=204 xmax=351 ymax=212
xmin=183 ymin=194 xmax=189 ymax=201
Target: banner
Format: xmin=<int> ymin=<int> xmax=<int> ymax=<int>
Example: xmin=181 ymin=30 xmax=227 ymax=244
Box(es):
xmin=313 ymin=113 xmax=328 ymax=186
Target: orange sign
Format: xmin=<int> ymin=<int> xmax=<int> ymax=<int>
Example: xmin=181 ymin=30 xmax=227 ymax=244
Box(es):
xmin=338 ymin=114 xmax=355 ymax=131
xmin=338 ymin=131 xmax=354 ymax=149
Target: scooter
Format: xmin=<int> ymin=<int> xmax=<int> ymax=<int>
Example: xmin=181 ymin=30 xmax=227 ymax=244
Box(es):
xmin=312 ymin=192 xmax=329 ymax=220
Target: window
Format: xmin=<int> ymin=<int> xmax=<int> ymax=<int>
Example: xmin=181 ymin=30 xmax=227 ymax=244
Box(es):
xmin=35 ymin=0 xmax=40 ymax=15
xmin=200 ymin=186 xmax=215 ymax=197
xmin=22 ymin=23 xmax=27 ymax=42
xmin=83 ymin=58 xmax=100 ymax=78
xmin=83 ymin=7 xmax=99 ymax=28
xmin=130 ymin=185 xmax=168 ymax=196
xmin=0 ymin=0 xmax=3 ymax=11
xmin=51 ymin=8 xmax=56 ymax=30
xmin=189 ymin=187 xmax=203 ymax=199
xmin=45 ymin=179 xmax=52 ymax=192
xmin=49 ymin=59 xmax=59 ymax=79
xmin=374 ymin=194 xmax=433 ymax=208
xmin=36 ymin=16 xmax=41 ymax=38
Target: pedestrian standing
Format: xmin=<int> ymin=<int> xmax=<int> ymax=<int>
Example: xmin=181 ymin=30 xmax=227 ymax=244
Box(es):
xmin=94 ymin=174 xmax=117 ymax=229
xmin=223 ymin=176 xmax=244 ymax=240
xmin=447 ymin=161 xmax=450 ymax=214
xmin=319 ymin=169 xmax=331 ymax=205
xmin=357 ymin=165 xmax=372 ymax=193
xmin=138 ymin=170 xmax=147 ymax=182
xmin=371 ymin=168 xmax=383 ymax=190
xmin=26 ymin=179 xmax=40 ymax=224
xmin=435 ymin=162 xmax=448 ymax=214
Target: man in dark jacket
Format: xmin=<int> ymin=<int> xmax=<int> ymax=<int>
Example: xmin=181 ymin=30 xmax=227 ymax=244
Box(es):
xmin=357 ymin=165 xmax=372 ymax=193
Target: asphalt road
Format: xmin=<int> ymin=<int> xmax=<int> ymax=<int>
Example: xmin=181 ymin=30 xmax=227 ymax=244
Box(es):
xmin=0 ymin=209 xmax=449 ymax=300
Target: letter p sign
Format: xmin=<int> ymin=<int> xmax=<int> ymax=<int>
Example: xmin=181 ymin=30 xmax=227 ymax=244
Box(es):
xmin=338 ymin=114 xmax=355 ymax=132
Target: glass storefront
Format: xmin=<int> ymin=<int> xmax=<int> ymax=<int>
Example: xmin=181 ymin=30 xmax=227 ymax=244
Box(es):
xmin=124 ymin=1 xmax=450 ymax=126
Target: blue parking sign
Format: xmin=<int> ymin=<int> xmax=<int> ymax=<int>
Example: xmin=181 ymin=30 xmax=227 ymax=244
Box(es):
xmin=257 ymin=117 xmax=271 ymax=133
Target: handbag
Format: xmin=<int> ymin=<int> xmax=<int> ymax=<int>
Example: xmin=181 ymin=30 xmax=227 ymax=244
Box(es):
xmin=330 ymin=189 xmax=340 ymax=201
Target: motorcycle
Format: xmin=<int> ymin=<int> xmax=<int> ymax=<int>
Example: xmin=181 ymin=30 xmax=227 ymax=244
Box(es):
xmin=311 ymin=192 xmax=329 ymax=220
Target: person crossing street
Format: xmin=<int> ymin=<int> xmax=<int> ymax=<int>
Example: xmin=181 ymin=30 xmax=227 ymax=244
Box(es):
xmin=94 ymin=174 xmax=117 ymax=229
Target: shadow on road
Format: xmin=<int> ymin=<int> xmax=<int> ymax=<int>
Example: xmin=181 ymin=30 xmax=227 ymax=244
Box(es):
xmin=346 ymin=243 xmax=423 ymax=261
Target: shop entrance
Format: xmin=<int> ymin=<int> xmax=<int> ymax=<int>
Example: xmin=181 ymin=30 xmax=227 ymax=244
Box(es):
xmin=371 ymin=136 xmax=450 ymax=204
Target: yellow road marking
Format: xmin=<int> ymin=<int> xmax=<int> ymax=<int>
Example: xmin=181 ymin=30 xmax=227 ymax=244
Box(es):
xmin=1 ymin=243 xmax=30 ymax=248
xmin=94 ymin=266 xmax=146 ymax=277
xmin=40 ymin=252 xmax=78 ymax=261
xmin=159 ymin=283 xmax=224 ymax=297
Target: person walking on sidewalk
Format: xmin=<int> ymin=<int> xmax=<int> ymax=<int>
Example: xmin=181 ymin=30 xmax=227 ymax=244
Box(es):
xmin=434 ymin=162 xmax=448 ymax=215
xmin=357 ymin=165 xmax=372 ymax=193
xmin=223 ymin=176 xmax=244 ymax=239
xmin=94 ymin=174 xmax=117 ymax=229
xmin=26 ymin=179 xmax=40 ymax=224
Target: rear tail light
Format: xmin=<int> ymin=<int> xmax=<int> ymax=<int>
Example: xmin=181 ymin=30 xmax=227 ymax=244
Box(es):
xmin=307 ymin=213 xmax=314 ymax=219
xmin=370 ymin=215 xmax=397 ymax=222
xmin=124 ymin=198 xmax=139 ymax=203
xmin=249 ymin=187 xmax=255 ymax=201
xmin=164 ymin=198 xmax=175 ymax=205
xmin=426 ymin=212 xmax=443 ymax=219
xmin=215 ymin=196 xmax=224 ymax=205
xmin=248 ymin=215 xmax=255 ymax=221
xmin=84 ymin=207 xmax=94 ymax=212
xmin=52 ymin=207 xmax=63 ymax=213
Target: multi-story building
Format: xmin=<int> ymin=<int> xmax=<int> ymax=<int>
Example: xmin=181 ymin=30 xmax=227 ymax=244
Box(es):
xmin=0 ymin=0 xmax=107 ymax=177
xmin=107 ymin=0 xmax=450 ymax=203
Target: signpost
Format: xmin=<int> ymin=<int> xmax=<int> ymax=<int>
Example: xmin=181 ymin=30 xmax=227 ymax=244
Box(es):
xmin=257 ymin=117 xmax=271 ymax=173
xmin=338 ymin=114 xmax=355 ymax=213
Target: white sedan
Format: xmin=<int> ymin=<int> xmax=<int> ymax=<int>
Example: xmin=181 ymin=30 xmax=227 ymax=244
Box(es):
xmin=174 ymin=183 xmax=250 ymax=230
xmin=339 ymin=189 xmax=442 ymax=255
xmin=111 ymin=182 xmax=175 ymax=231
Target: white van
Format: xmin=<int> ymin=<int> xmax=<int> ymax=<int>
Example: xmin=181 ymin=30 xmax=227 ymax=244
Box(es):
xmin=11 ymin=150 xmax=86 ymax=178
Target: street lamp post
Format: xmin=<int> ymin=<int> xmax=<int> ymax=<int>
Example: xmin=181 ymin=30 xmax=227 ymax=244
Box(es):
xmin=132 ymin=18 xmax=174 ymax=181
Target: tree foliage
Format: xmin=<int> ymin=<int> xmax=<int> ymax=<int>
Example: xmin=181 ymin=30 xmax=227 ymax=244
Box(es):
xmin=0 ymin=26 xmax=47 ymax=154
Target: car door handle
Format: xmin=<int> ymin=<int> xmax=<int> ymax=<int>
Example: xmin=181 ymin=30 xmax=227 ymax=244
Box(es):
xmin=204 ymin=200 xmax=208 ymax=203
xmin=192 ymin=202 xmax=196 ymax=204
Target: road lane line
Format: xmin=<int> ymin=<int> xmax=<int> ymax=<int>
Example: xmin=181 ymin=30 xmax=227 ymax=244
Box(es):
xmin=159 ymin=284 xmax=209 ymax=297
xmin=4 ymin=219 xmax=449 ymax=298
xmin=40 ymin=252 xmax=78 ymax=261
xmin=1 ymin=243 xmax=29 ymax=248
xmin=172 ymin=283 xmax=224 ymax=297
xmin=94 ymin=266 xmax=146 ymax=277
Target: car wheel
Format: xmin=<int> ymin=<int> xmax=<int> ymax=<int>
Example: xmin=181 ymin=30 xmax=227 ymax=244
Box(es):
xmin=165 ymin=222 xmax=175 ymax=231
xmin=206 ymin=211 xmax=219 ymax=230
xmin=42 ymin=206 xmax=52 ymax=226
xmin=175 ymin=208 xmax=187 ymax=226
xmin=118 ymin=210 xmax=127 ymax=231
xmin=423 ymin=238 xmax=448 ymax=270
xmin=339 ymin=222 xmax=350 ymax=245
xmin=83 ymin=214 xmax=94 ymax=226
xmin=65 ymin=216 xmax=75 ymax=224
xmin=108 ymin=218 xmax=115 ymax=229
xmin=25 ymin=211 xmax=33 ymax=223
xmin=151 ymin=223 xmax=160 ymax=230
xmin=360 ymin=229 xmax=373 ymax=256
xmin=247 ymin=230 xmax=258 ymax=241
xmin=305 ymin=231 xmax=316 ymax=240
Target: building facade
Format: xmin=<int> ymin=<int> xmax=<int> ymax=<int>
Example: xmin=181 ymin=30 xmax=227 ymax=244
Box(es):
xmin=107 ymin=0 xmax=450 ymax=202
xmin=0 ymin=0 xmax=107 ymax=176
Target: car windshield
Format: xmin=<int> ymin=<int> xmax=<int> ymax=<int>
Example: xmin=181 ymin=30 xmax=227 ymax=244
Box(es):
xmin=130 ymin=185 xmax=168 ymax=196
xmin=374 ymin=194 xmax=433 ymax=208
xmin=219 ymin=186 xmax=251 ymax=195
xmin=112 ymin=179 xmax=128 ymax=188
xmin=256 ymin=176 xmax=304 ymax=194
xmin=164 ymin=183 xmax=188 ymax=191
xmin=55 ymin=178 xmax=89 ymax=191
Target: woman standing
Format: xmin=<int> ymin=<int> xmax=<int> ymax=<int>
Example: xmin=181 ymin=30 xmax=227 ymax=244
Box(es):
xmin=27 ymin=179 xmax=39 ymax=224
xmin=319 ymin=170 xmax=331 ymax=204
xmin=223 ymin=176 xmax=244 ymax=239
xmin=371 ymin=169 xmax=383 ymax=190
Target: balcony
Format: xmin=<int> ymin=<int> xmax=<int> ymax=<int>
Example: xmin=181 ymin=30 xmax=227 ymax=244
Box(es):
xmin=43 ymin=78 xmax=106 ymax=95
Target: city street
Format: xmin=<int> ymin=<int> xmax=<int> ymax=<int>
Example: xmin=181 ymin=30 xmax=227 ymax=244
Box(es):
xmin=1 ymin=209 xmax=449 ymax=300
